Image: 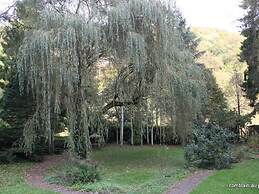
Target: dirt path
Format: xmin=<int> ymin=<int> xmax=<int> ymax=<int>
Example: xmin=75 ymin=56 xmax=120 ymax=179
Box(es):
xmin=166 ymin=170 xmax=214 ymax=194
xmin=26 ymin=154 xmax=215 ymax=194
xmin=26 ymin=155 xmax=92 ymax=194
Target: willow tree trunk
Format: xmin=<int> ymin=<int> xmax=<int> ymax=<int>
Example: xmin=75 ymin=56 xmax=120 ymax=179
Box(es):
xmin=48 ymin=129 xmax=53 ymax=153
xmin=73 ymin=31 xmax=89 ymax=159
xmin=120 ymin=106 xmax=124 ymax=146
xmin=49 ymin=115 xmax=55 ymax=154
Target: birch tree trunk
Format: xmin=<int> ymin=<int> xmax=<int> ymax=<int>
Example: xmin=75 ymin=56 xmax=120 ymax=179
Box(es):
xmin=150 ymin=112 xmax=154 ymax=145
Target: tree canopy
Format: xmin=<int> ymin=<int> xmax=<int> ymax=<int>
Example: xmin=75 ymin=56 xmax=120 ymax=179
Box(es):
xmin=15 ymin=0 xmax=209 ymax=158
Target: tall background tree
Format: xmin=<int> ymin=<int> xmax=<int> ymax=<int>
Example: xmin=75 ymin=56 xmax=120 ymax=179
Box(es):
xmin=240 ymin=0 xmax=259 ymax=111
xmin=0 ymin=1 xmax=36 ymax=151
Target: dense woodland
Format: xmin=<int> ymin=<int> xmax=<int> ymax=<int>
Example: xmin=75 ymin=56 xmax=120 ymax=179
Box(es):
xmin=0 ymin=0 xmax=258 ymax=193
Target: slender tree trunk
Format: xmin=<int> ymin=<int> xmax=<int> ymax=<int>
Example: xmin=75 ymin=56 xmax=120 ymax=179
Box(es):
xmin=49 ymin=102 xmax=57 ymax=154
xmin=114 ymin=107 xmax=119 ymax=145
xmin=49 ymin=112 xmax=55 ymax=153
xmin=47 ymin=99 xmax=52 ymax=153
xmin=51 ymin=130 xmax=55 ymax=152
xmin=146 ymin=123 xmax=149 ymax=144
xmin=46 ymin=60 xmax=54 ymax=153
xmin=48 ymin=128 xmax=52 ymax=153
xmin=151 ymin=112 xmax=154 ymax=145
xmin=163 ymin=127 xmax=165 ymax=144
xmin=137 ymin=103 xmax=143 ymax=146
xmin=155 ymin=107 xmax=158 ymax=144
xmin=141 ymin=123 xmax=143 ymax=146
xmin=151 ymin=125 xmax=154 ymax=145
xmin=159 ymin=112 xmax=162 ymax=145
xmin=131 ymin=113 xmax=134 ymax=145
xmin=159 ymin=126 xmax=162 ymax=145
xmin=120 ymin=106 xmax=124 ymax=146
xmin=106 ymin=128 xmax=109 ymax=143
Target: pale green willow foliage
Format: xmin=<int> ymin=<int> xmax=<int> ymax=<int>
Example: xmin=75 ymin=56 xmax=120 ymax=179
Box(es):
xmin=106 ymin=0 xmax=207 ymax=139
xmin=17 ymin=8 xmax=103 ymax=156
xmin=17 ymin=0 xmax=207 ymax=155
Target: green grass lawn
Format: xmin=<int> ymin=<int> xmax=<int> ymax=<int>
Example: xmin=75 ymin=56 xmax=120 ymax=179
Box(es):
xmin=0 ymin=162 xmax=56 ymax=194
xmin=1 ymin=146 xmax=259 ymax=194
xmin=46 ymin=145 xmax=189 ymax=194
xmin=191 ymin=158 xmax=259 ymax=194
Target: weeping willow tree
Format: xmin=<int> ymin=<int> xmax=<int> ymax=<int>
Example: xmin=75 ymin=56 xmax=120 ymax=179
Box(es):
xmin=17 ymin=0 xmax=208 ymax=158
xmin=103 ymin=0 xmax=208 ymax=143
xmin=17 ymin=0 xmax=107 ymax=158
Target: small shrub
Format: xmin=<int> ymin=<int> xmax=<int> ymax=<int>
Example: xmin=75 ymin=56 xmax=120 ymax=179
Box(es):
xmin=247 ymin=135 xmax=259 ymax=150
xmin=0 ymin=150 xmax=16 ymax=163
xmin=52 ymin=163 xmax=100 ymax=185
xmin=232 ymin=145 xmax=249 ymax=162
xmin=185 ymin=123 xmax=235 ymax=169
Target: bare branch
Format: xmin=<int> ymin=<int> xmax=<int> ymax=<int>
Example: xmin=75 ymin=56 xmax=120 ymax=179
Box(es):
xmin=0 ymin=3 xmax=16 ymax=22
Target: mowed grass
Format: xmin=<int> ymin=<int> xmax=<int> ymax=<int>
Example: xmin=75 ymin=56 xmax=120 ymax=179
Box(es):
xmin=2 ymin=146 xmax=259 ymax=194
xmin=0 ymin=162 xmax=56 ymax=194
xmin=191 ymin=159 xmax=259 ymax=194
xmin=47 ymin=145 xmax=188 ymax=194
